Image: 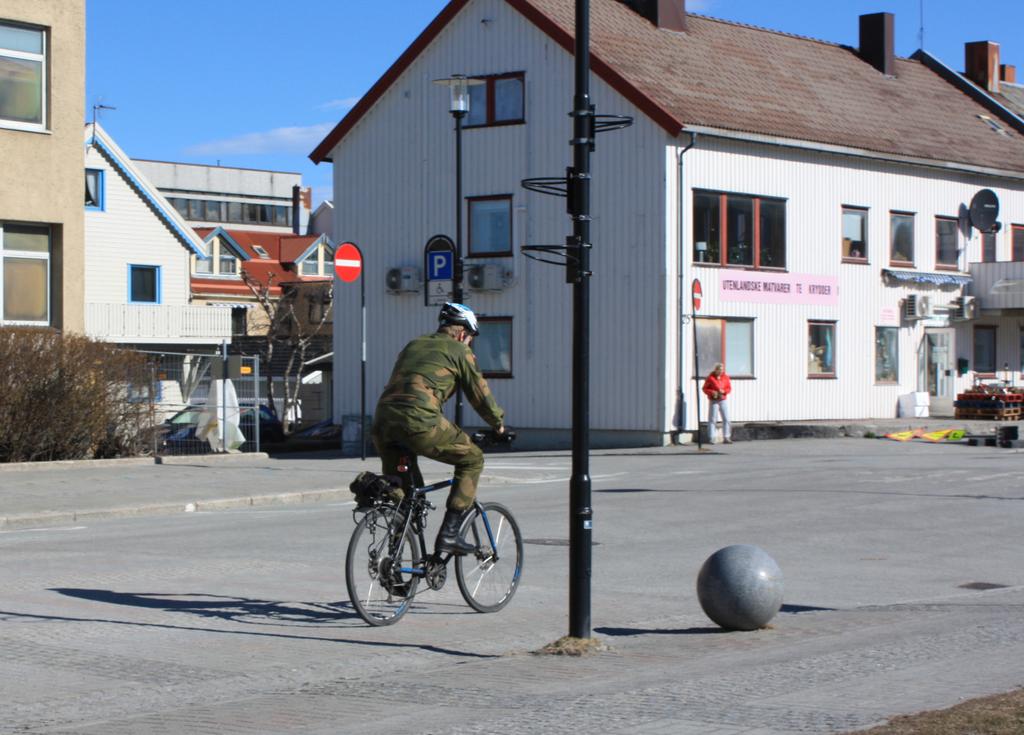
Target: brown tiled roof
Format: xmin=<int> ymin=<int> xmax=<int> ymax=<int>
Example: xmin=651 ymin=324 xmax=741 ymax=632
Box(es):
xmin=525 ymin=0 xmax=1024 ymax=173
xmin=312 ymin=0 xmax=1024 ymax=174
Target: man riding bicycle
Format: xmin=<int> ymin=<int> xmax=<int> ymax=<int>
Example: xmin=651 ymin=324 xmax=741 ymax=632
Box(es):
xmin=371 ymin=302 xmax=506 ymax=556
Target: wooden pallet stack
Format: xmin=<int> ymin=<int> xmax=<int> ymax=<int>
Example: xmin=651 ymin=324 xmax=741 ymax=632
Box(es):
xmin=954 ymin=387 xmax=1023 ymax=421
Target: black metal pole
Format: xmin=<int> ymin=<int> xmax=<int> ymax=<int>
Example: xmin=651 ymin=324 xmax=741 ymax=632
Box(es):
xmin=569 ymin=0 xmax=592 ymax=640
xmin=453 ymin=110 xmax=466 ymax=428
xmin=360 ymin=248 xmax=367 ymax=461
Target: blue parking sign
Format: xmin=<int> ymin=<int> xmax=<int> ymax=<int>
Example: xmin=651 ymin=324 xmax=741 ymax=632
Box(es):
xmin=428 ymin=250 xmax=453 ymax=280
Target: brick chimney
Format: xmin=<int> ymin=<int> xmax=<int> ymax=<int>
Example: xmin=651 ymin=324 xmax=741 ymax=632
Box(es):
xmin=859 ymin=13 xmax=895 ymax=77
xmin=965 ymin=41 xmax=1000 ymax=93
xmin=619 ymin=0 xmax=686 ymax=32
xmin=1001 ymin=64 xmax=1016 ymax=85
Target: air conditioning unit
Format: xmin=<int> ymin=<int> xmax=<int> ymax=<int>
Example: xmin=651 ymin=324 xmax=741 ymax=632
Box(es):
xmin=385 ymin=266 xmax=421 ymax=293
xmin=903 ymin=294 xmax=932 ymax=320
xmin=466 ymin=264 xmax=507 ymax=291
xmin=952 ymin=295 xmax=977 ymax=321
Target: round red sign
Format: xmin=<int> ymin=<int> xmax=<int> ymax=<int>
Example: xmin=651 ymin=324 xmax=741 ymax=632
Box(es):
xmin=334 ymin=242 xmax=362 ymax=283
xmin=692 ymin=278 xmax=703 ymax=312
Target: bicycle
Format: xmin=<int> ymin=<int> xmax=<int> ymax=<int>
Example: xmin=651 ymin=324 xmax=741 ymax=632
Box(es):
xmin=345 ymin=430 xmax=523 ymax=626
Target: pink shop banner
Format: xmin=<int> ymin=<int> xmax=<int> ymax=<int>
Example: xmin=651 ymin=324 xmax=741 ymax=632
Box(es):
xmin=720 ymin=272 xmax=838 ymax=305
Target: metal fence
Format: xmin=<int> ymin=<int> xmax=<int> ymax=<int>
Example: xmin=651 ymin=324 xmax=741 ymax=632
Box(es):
xmin=138 ymin=349 xmax=262 ymax=456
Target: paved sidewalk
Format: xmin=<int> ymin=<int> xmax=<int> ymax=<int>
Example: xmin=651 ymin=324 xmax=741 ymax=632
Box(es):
xmin=0 ymin=416 xmax=1016 ymax=530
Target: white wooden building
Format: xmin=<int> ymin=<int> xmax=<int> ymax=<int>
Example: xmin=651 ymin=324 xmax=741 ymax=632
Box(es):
xmin=313 ymin=0 xmax=1024 ymax=446
xmin=84 ymin=123 xmax=231 ymax=345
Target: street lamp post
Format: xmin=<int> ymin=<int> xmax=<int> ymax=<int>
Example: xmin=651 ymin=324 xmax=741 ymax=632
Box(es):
xmin=434 ymin=74 xmax=483 ymax=427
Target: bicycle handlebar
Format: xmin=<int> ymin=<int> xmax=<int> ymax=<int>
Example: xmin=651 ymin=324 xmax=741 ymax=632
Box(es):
xmin=471 ymin=429 xmax=516 ymax=447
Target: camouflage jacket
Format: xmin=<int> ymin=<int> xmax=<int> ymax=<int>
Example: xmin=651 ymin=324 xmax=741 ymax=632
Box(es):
xmin=374 ymin=332 xmax=504 ymax=433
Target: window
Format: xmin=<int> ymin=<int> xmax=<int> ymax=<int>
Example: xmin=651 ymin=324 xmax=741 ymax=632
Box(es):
xmin=170 ymin=198 xmax=189 ymax=218
xmin=204 ymin=200 xmax=223 ymax=222
xmin=194 ymin=255 xmax=212 ymax=274
xmin=982 ymin=231 xmax=997 ymax=262
xmin=129 ymin=265 xmax=159 ymax=304
xmin=875 ymin=327 xmax=898 ymax=382
xmin=0 ymin=222 xmax=49 ymax=323
xmin=693 ymin=191 xmax=786 ymax=269
xmin=300 ymin=257 xmax=319 ymax=276
xmin=808 ymin=321 xmax=836 ymax=377
xmin=0 ymin=21 xmax=45 ymax=131
xmin=232 ymin=307 xmax=247 ymax=336
xmin=474 ymin=317 xmax=513 ymax=377
xmin=890 ymin=212 xmax=914 ymax=265
xmin=85 ymin=169 xmax=104 ymax=210
xmin=466 ymin=72 xmax=525 ymax=127
xmin=227 ymin=202 xmax=243 ymax=223
xmin=1013 ymin=225 xmax=1024 ymax=262
xmin=935 ymin=216 xmax=959 ymax=268
xmin=695 ymin=318 xmax=754 ymax=377
xmin=842 ymin=207 xmax=868 ymax=260
xmin=218 ymin=238 xmax=238 ymax=275
xmin=468 ymin=195 xmax=513 ymax=256
xmin=973 ymin=325 xmax=997 ymax=374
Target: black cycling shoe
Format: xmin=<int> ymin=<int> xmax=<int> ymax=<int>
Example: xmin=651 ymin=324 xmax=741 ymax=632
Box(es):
xmin=435 ymin=509 xmax=476 ymax=556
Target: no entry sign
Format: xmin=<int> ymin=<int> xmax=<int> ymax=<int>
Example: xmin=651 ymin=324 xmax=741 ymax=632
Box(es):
xmin=334 ymin=242 xmax=362 ymax=283
xmin=692 ymin=278 xmax=702 ymax=312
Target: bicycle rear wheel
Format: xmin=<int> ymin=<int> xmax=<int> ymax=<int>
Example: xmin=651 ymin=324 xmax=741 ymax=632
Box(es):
xmin=455 ymin=502 xmax=523 ymax=613
xmin=346 ymin=508 xmax=422 ymax=626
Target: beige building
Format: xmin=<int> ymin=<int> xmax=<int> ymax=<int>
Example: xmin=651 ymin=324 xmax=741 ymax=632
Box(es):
xmin=0 ymin=0 xmax=85 ymax=331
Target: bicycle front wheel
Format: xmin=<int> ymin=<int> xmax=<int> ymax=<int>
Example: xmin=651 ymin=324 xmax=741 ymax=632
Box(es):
xmin=346 ymin=508 xmax=422 ymax=626
xmin=455 ymin=501 xmax=523 ymax=613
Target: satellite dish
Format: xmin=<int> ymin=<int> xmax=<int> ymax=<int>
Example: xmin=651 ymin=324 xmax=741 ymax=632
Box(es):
xmin=969 ymin=189 xmax=999 ymax=232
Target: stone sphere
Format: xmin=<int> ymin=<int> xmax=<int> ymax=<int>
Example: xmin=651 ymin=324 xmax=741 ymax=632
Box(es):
xmin=696 ymin=544 xmax=784 ymax=630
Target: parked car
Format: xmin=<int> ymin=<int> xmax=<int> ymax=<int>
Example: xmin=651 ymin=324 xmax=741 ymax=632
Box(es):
xmin=158 ymin=404 xmax=285 ymax=453
xmin=292 ymin=418 xmax=342 ymax=442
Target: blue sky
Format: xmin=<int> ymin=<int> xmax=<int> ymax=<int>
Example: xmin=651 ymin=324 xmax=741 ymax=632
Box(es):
xmin=86 ymin=1 xmax=1024 ymax=208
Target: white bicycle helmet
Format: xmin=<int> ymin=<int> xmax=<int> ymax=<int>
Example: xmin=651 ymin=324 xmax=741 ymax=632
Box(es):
xmin=438 ymin=302 xmax=479 ymax=336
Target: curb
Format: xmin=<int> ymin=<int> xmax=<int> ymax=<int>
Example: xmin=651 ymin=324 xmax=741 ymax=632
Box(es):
xmin=155 ymin=452 xmax=271 ymax=465
xmin=0 ymin=453 xmax=272 ymax=473
xmin=0 ymin=487 xmax=353 ymax=531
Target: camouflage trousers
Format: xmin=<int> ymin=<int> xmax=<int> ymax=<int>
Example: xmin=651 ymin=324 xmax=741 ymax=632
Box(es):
xmin=371 ymin=416 xmax=484 ymax=512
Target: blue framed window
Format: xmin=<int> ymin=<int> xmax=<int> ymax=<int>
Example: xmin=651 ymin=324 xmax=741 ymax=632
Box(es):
xmin=128 ymin=264 xmax=160 ymax=304
xmin=85 ymin=169 xmax=104 ymax=210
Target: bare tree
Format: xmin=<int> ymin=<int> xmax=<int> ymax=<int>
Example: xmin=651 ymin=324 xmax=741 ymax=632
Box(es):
xmin=241 ymin=270 xmax=333 ymax=435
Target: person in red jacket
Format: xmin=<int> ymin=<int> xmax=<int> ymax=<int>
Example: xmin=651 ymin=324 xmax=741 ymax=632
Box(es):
xmin=702 ymin=362 xmax=732 ymax=444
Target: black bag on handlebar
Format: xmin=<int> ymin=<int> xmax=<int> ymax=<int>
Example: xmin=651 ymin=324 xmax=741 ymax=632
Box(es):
xmin=350 ymin=471 xmax=402 ymax=509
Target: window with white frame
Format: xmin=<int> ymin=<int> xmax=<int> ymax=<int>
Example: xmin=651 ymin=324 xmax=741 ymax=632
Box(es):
xmin=468 ymin=195 xmax=513 ymax=257
xmin=695 ymin=318 xmax=754 ymax=377
xmin=466 ymin=72 xmax=525 ymax=127
xmin=300 ymin=256 xmax=319 ymax=276
xmin=128 ymin=265 xmax=159 ymax=304
xmin=0 ymin=21 xmax=46 ymax=131
xmin=218 ymin=240 xmax=238 ymax=274
xmin=875 ymin=326 xmax=898 ymax=382
xmin=474 ymin=317 xmax=513 ymax=377
xmin=808 ymin=321 xmax=836 ymax=377
xmin=85 ymin=169 xmax=104 ymax=210
xmin=1 ymin=222 xmax=50 ymax=324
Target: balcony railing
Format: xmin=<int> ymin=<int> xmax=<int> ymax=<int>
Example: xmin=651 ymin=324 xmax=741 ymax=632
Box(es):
xmin=967 ymin=261 xmax=1024 ymax=311
xmin=85 ymin=303 xmax=232 ymax=343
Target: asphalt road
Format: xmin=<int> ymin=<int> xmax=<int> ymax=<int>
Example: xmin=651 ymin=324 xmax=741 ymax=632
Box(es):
xmin=2 ymin=438 xmax=1023 ymax=734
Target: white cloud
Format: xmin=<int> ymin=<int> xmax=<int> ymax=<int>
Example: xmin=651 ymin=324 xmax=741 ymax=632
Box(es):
xmin=184 ymin=122 xmax=335 ymax=156
xmin=317 ymin=96 xmax=360 ymax=111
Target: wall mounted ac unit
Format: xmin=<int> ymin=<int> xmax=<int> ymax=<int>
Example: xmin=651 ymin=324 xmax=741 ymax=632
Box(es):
xmin=385 ymin=266 xmax=421 ymax=293
xmin=467 ymin=264 xmax=507 ymax=291
xmin=903 ymin=294 xmax=932 ymax=320
xmin=952 ymin=295 xmax=976 ymax=321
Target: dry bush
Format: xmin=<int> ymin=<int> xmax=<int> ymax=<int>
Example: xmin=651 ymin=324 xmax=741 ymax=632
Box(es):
xmin=0 ymin=328 xmax=154 ymax=462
